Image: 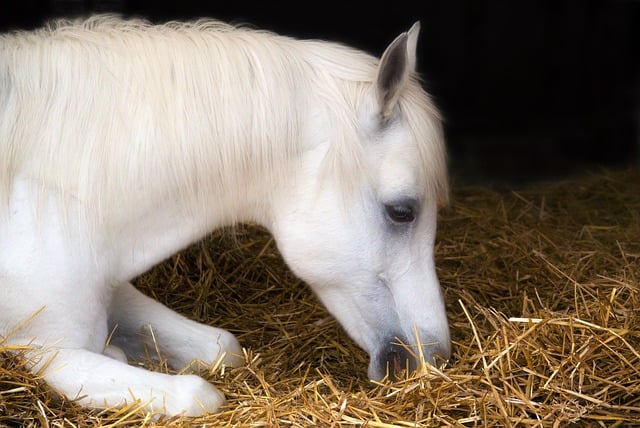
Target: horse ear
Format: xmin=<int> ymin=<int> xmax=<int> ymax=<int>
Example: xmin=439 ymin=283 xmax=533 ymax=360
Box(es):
xmin=376 ymin=22 xmax=420 ymax=118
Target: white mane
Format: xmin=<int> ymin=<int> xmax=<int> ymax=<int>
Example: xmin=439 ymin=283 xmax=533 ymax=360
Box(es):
xmin=0 ymin=15 xmax=447 ymax=226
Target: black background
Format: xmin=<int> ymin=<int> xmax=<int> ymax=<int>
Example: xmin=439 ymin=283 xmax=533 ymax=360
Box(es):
xmin=3 ymin=0 xmax=638 ymax=187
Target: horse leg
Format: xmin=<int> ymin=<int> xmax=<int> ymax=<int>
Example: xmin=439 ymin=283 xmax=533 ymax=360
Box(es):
xmin=6 ymin=274 xmax=229 ymax=416
xmin=1 ymin=179 xmax=229 ymax=415
xmin=1 ymin=273 xmax=225 ymax=416
xmin=108 ymin=282 xmax=244 ymax=370
xmin=35 ymin=347 xmax=225 ymax=415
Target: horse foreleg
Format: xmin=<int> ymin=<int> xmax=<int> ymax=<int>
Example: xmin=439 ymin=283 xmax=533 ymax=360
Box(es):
xmin=108 ymin=282 xmax=244 ymax=370
xmin=33 ymin=347 xmax=225 ymax=416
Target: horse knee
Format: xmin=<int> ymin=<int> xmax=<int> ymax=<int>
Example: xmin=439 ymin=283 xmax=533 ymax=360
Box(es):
xmin=165 ymin=375 xmax=226 ymax=416
xmin=103 ymin=344 xmax=128 ymax=363
xmin=167 ymin=328 xmax=244 ymax=370
xmin=209 ymin=330 xmax=244 ymax=367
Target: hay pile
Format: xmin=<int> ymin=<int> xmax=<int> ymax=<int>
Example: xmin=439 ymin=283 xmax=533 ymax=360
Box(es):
xmin=1 ymin=169 xmax=639 ymax=427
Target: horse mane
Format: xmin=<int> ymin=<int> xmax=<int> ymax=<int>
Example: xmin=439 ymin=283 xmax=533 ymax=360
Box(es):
xmin=0 ymin=15 xmax=447 ymax=227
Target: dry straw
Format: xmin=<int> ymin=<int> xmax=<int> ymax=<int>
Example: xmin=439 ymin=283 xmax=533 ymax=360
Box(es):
xmin=1 ymin=169 xmax=638 ymax=426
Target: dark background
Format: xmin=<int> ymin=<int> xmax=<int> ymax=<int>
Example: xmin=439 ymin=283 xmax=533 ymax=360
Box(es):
xmin=3 ymin=0 xmax=639 ymax=187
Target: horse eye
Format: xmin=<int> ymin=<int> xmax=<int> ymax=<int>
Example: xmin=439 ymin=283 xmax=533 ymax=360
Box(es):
xmin=385 ymin=204 xmax=416 ymax=223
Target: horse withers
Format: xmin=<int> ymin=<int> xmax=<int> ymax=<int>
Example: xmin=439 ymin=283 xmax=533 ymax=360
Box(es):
xmin=0 ymin=16 xmax=449 ymax=416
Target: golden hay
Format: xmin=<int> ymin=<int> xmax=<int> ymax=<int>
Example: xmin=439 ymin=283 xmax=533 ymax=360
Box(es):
xmin=1 ymin=169 xmax=639 ymax=427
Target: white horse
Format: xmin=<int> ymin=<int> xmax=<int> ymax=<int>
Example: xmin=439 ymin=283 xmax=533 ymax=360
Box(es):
xmin=0 ymin=15 xmax=450 ymax=416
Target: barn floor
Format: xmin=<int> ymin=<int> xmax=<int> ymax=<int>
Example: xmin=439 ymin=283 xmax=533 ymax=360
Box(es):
xmin=1 ymin=168 xmax=639 ymax=427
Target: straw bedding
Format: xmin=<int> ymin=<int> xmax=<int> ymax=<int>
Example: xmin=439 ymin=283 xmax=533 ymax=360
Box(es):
xmin=1 ymin=169 xmax=638 ymax=427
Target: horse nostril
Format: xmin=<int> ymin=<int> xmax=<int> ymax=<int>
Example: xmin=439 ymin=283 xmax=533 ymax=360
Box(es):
xmin=384 ymin=342 xmax=415 ymax=380
xmin=388 ymin=349 xmax=401 ymax=375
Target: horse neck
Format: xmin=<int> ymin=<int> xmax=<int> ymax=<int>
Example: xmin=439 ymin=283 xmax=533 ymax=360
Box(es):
xmin=3 ymin=24 xmax=365 ymax=240
xmin=154 ymin=38 xmax=356 ymax=231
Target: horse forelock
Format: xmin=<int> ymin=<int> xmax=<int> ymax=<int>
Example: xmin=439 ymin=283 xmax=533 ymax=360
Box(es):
xmin=398 ymin=78 xmax=449 ymax=207
xmin=318 ymin=74 xmax=448 ymax=209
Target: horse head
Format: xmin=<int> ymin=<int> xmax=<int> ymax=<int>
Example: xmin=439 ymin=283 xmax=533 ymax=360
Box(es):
xmin=271 ymin=23 xmax=450 ymax=380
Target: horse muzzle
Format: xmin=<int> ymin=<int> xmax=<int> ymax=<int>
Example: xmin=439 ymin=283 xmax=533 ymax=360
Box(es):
xmin=368 ymin=334 xmax=451 ymax=381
